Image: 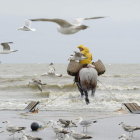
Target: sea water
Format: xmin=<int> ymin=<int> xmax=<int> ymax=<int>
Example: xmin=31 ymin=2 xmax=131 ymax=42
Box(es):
xmin=0 ymin=63 xmax=140 ymax=111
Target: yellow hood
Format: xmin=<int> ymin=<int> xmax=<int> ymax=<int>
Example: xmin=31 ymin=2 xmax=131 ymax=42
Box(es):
xmin=77 ymin=45 xmax=85 ymax=50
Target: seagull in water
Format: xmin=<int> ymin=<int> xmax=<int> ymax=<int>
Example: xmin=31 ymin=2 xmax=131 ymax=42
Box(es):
xmin=119 ymin=122 xmax=140 ymax=137
xmin=30 ymin=17 xmax=106 ymax=35
xmin=0 ymin=42 xmax=18 ymax=54
xmin=28 ymin=78 xmax=47 ymax=92
xmin=42 ymin=63 xmax=62 ymax=77
xmin=19 ymin=130 xmax=42 ymax=140
xmin=69 ymin=51 xmax=88 ymax=61
xmin=18 ymin=19 xmax=35 ymax=31
xmin=71 ymin=130 xmax=92 ymax=140
xmin=3 ymin=120 xmax=26 ymax=140
xmin=119 ymin=134 xmax=134 ymax=140
xmin=76 ymin=117 xmax=97 ymax=132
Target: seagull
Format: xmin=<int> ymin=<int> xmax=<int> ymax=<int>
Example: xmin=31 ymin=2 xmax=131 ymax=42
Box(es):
xmin=18 ymin=19 xmax=35 ymax=31
xmin=19 ymin=130 xmax=42 ymax=140
xmin=19 ymin=136 xmax=28 ymax=140
xmin=28 ymin=78 xmax=47 ymax=92
xmin=76 ymin=117 xmax=97 ymax=132
xmin=58 ymin=119 xmax=77 ymax=130
xmin=0 ymin=42 xmax=18 ymax=54
xmin=69 ymin=51 xmax=88 ymax=61
xmin=47 ymin=120 xmax=69 ymax=136
xmin=119 ymin=134 xmax=134 ymax=140
xmin=42 ymin=63 xmax=62 ymax=77
xmin=0 ymin=130 xmax=4 ymax=133
xmin=3 ymin=120 xmax=26 ymax=140
xmin=119 ymin=122 xmax=140 ymax=137
xmin=71 ymin=130 xmax=92 ymax=140
xmin=30 ymin=17 xmax=106 ymax=35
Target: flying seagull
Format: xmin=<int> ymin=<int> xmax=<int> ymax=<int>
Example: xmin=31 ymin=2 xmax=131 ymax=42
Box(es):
xmin=69 ymin=51 xmax=88 ymax=61
xmin=28 ymin=78 xmax=47 ymax=92
xmin=30 ymin=17 xmax=106 ymax=35
xmin=0 ymin=42 xmax=18 ymax=54
xmin=18 ymin=19 xmax=35 ymax=31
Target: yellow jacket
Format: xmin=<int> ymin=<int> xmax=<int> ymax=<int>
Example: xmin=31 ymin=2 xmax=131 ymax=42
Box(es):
xmin=77 ymin=45 xmax=93 ymax=65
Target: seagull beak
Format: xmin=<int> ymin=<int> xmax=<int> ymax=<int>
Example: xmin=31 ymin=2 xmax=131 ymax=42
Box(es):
xmin=18 ymin=29 xmax=20 ymax=31
xmin=76 ymin=119 xmax=78 ymax=120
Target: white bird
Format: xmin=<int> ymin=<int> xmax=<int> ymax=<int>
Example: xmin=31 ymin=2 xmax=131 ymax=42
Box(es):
xmin=58 ymin=119 xmax=77 ymax=130
xmin=71 ymin=130 xmax=92 ymax=140
xmin=119 ymin=122 xmax=140 ymax=137
xmin=69 ymin=51 xmax=88 ymax=61
xmin=30 ymin=17 xmax=106 ymax=35
xmin=0 ymin=130 xmax=4 ymax=133
xmin=0 ymin=42 xmax=18 ymax=54
xmin=19 ymin=136 xmax=28 ymax=140
xmin=28 ymin=78 xmax=47 ymax=92
xmin=19 ymin=130 xmax=42 ymax=140
xmin=76 ymin=117 xmax=97 ymax=132
xmin=3 ymin=120 xmax=26 ymax=140
xmin=47 ymin=120 xmax=69 ymax=136
xmin=18 ymin=19 xmax=35 ymax=31
xmin=119 ymin=134 xmax=134 ymax=140
xmin=42 ymin=63 xmax=62 ymax=77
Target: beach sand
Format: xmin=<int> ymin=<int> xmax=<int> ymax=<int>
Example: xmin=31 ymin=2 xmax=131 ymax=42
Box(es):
xmin=0 ymin=110 xmax=140 ymax=140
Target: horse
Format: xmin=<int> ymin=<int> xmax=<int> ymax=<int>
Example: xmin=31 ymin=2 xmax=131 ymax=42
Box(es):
xmin=76 ymin=67 xmax=98 ymax=105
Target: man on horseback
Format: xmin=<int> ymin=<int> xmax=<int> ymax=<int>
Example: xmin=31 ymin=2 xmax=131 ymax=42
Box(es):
xmin=78 ymin=45 xmax=93 ymax=66
xmin=74 ymin=45 xmax=93 ymax=82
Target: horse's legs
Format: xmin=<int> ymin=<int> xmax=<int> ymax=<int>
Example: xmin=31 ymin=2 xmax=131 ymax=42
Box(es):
xmin=76 ymin=82 xmax=84 ymax=98
xmin=82 ymin=87 xmax=89 ymax=105
xmin=91 ymin=87 xmax=96 ymax=97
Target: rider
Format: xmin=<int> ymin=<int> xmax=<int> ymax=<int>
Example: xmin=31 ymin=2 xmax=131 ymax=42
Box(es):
xmin=74 ymin=45 xmax=93 ymax=82
xmin=78 ymin=45 xmax=93 ymax=66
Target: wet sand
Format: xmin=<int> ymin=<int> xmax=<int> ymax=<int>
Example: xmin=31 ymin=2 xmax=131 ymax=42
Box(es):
xmin=0 ymin=110 xmax=140 ymax=140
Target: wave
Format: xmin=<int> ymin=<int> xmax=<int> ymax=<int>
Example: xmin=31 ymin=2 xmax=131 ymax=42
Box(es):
xmin=0 ymin=83 xmax=139 ymax=91
xmin=101 ymin=74 xmax=140 ymax=77
xmin=1 ymin=92 xmax=140 ymax=111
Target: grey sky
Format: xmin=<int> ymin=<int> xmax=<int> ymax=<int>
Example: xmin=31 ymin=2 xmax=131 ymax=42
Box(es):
xmin=0 ymin=0 xmax=140 ymax=63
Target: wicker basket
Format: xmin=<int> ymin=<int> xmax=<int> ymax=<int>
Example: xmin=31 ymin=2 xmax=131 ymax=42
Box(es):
xmin=67 ymin=61 xmax=83 ymax=76
xmin=92 ymin=60 xmax=106 ymax=76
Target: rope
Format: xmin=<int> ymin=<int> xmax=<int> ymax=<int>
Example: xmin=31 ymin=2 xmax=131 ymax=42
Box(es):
xmin=98 ymin=79 xmax=119 ymax=101
xmin=38 ymin=83 xmax=76 ymax=110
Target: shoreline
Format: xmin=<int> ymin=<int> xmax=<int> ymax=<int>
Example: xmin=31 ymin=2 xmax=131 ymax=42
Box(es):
xmin=0 ymin=110 xmax=140 ymax=140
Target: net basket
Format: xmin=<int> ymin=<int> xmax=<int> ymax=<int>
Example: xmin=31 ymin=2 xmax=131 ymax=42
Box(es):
xmin=67 ymin=61 xmax=83 ymax=76
xmin=92 ymin=60 xmax=106 ymax=76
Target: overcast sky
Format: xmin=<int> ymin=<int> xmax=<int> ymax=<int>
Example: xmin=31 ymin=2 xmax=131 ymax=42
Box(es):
xmin=0 ymin=0 xmax=140 ymax=63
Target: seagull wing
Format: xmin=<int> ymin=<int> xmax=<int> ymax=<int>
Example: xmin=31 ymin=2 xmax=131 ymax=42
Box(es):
xmin=72 ymin=17 xmax=106 ymax=25
xmin=84 ymin=16 xmax=106 ymax=20
xmin=25 ymin=19 xmax=31 ymax=28
xmin=35 ymin=83 xmax=42 ymax=92
xmin=72 ymin=18 xmax=85 ymax=25
xmin=30 ymin=18 xmax=73 ymax=27
xmin=1 ymin=42 xmax=13 ymax=50
xmin=74 ymin=51 xmax=86 ymax=57
xmin=80 ymin=120 xmax=93 ymax=126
